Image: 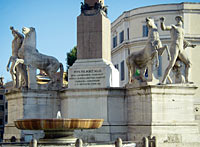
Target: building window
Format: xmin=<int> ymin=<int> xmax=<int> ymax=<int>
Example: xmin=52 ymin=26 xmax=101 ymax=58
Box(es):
xmin=143 ymin=25 xmax=148 ymax=37
xmin=113 ymin=36 xmax=118 ymax=48
xmin=0 ymin=95 xmax=3 ymax=100
xmin=5 ymin=102 xmax=8 ymax=109
xmin=158 ymin=56 xmax=162 ymax=77
xmin=119 ymin=31 xmax=124 ymax=44
xmin=0 ymin=105 xmax=4 ymax=111
xmin=0 ymin=119 xmax=3 ymax=125
xmin=145 ymin=68 xmax=148 ymax=77
xmin=114 ymin=64 xmax=119 ymax=70
xmin=127 ymin=28 xmax=129 ymax=40
xmin=5 ymin=115 xmax=8 ymax=123
xmin=120 ymin=61 xmax=125 ymax=81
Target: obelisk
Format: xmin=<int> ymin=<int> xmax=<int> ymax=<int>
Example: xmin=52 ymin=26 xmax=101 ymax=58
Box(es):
xmin=68 ymin=0 xmax=119 ymax=88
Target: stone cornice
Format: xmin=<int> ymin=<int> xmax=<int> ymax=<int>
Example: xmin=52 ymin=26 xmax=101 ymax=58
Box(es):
xmin=112 ymin=36 xmax=200 ymax=54
xmin=111 ymin=2 xmax=200 ymax=29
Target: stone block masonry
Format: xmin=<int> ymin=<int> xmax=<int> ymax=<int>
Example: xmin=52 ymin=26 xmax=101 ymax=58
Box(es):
xmin=126 ymin=84 xmax=200 ymax=147
xmin=3 ymin=89 xmax=60 ymax=142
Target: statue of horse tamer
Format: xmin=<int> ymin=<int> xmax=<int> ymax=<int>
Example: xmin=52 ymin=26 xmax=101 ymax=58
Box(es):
xmin=126 ymin=17 xmax=171 ymax=84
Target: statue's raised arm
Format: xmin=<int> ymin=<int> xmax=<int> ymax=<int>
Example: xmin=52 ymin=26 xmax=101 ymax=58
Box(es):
xmin=160 ymin=17 xmax=172 ymax=31
xmin=10 ymin=26 xmax=24 ymax=39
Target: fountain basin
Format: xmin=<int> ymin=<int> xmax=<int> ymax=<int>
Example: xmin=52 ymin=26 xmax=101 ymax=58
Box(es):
xmin=14 ymin=118 xmax=104 ymax=144
xmin=14 ymin=118 xmax=104 ymax=130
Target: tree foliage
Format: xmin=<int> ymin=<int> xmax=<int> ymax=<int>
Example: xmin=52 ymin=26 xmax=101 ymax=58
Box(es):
xmin=66 ymin=46 xmax=77 ymax=70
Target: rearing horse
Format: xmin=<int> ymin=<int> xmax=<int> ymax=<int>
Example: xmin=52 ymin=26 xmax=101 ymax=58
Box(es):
xmin=126 ymin=17 xmax=171 ymax=83
xmin=14 ymin=27 xmax=64 ymax=87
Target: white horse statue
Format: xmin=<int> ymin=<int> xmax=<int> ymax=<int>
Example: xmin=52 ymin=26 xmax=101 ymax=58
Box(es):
xmin=14 ymin=27 xmax=63 ymax=87
xmin=126 ymin=17 xmax=171 ymax=83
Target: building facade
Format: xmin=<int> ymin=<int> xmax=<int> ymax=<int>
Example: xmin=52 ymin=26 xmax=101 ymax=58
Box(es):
xmin=0 ymin=78 xmax=8 ymax=141
xmin=111 ymin=2 xmax=200 ymax=128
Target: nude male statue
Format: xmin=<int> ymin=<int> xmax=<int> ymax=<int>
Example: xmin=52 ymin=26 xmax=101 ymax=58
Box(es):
xmin=160 ymin=16 xmax=196 ymax=84
xmin=7 ymin=26 xmax=28 ymax=88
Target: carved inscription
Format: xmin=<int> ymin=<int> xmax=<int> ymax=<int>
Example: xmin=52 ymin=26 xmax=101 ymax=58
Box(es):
xmin=69 ymin=68 xmax=106 ymax=86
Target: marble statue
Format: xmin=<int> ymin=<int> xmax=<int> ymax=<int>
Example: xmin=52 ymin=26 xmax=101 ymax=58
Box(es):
xmin=14 ymin=27 xmax=64 ymax=88
xmin=7 ymin=26 xmax=28 ymax=88
xmin=81 ymin=1 xmax=107 ymax=16
xmin=126 ymin=17 xmax=171 ymax=84
xmin=75 ymin=139 xmax=83 ymax=147
xmin=167 ymin=41 xmax=196 ymax=84
xmin=160 ymin=16 xmax=196 ymax=84
xmin=115 ymin=138 xmax=123 ymax=147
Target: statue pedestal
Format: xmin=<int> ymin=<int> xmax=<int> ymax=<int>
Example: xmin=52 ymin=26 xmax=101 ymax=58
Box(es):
xmin=126 ymin=84 xmax=200 ymax=147
xmin=27 ymin=66 xmax=38 ymax=89
xmin=3 ymin=89 xmax=60 ymax=142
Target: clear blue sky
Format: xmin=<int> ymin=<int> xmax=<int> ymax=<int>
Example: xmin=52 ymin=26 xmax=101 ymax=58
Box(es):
xmin=0 ymin=0 xmax=199 ymax=82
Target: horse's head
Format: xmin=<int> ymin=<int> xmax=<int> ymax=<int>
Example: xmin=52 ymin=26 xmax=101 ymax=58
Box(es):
xmin=22 ymin=27 xmax=35 ymax=36
xmin=22 ymin=27 xmax=36 ymax=48
xmin=146 ymin=17 xmax=157 ymax=29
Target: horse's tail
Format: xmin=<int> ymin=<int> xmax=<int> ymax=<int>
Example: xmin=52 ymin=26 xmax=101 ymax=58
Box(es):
xmin=59 ymin=63 xmax=64 ymax=87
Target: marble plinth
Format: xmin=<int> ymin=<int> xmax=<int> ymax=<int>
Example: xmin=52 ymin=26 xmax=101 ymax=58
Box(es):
xmin=126 ymin=84 xmax=200 ymax=147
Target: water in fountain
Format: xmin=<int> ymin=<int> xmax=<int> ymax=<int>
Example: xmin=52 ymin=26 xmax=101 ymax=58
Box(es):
xmin=56 ymin=111 xmax=62 ymax=119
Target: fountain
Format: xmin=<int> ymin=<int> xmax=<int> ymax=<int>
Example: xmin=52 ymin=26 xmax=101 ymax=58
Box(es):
xmin=14 ymin=118 xmax=104 ymax=144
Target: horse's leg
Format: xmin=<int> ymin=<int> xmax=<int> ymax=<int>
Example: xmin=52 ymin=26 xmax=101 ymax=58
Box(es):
xmin=130 ymin=64 xmax=136 ymax=82
xmin=167 ymin=75 xmax=172 ymax=84
xmin=157 ymin=46 xmax=165 ymax=56
xmin=151 ymin=49 xmax=159 ymax=68
xmin=140 ymin=67 xmax=146 ymax=82
xmin=17 ymin=66 xmax=22 ymax=89
xmin=155 ymin=50 xmax=159 ymax=68
xmin=18 ymin=64 xmax=28 ymax=88
xmin=158 ymin=45 xmax=171 ymax=61
xmin=45 ymin=65 xmax=57 ymax=85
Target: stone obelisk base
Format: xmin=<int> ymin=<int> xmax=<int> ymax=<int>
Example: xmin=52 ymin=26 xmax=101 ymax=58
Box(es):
xmin=68 ymin=59 xmax=119 ymax=89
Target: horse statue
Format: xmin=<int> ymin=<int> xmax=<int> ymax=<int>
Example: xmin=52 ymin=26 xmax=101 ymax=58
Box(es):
xmin=14 ymin=27 xmax=63 ymax=88
xmin=126 ymin=17 xmax=171 ymax=84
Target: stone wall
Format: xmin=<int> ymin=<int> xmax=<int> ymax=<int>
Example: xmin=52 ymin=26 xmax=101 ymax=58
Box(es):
xmin=60 ymin=87 xmax=127 ymax=142
xmin=4 ymin=89 xmax=60 ymax=142
xmin=126 ymin=84 xmax=200 ymax=147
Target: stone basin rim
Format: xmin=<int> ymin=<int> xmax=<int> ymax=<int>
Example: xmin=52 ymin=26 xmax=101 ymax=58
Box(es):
xmin=15 ymin=118 xmax=104 ymax=121
xmin=14 ymin=118 xmax=104 ymax=131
